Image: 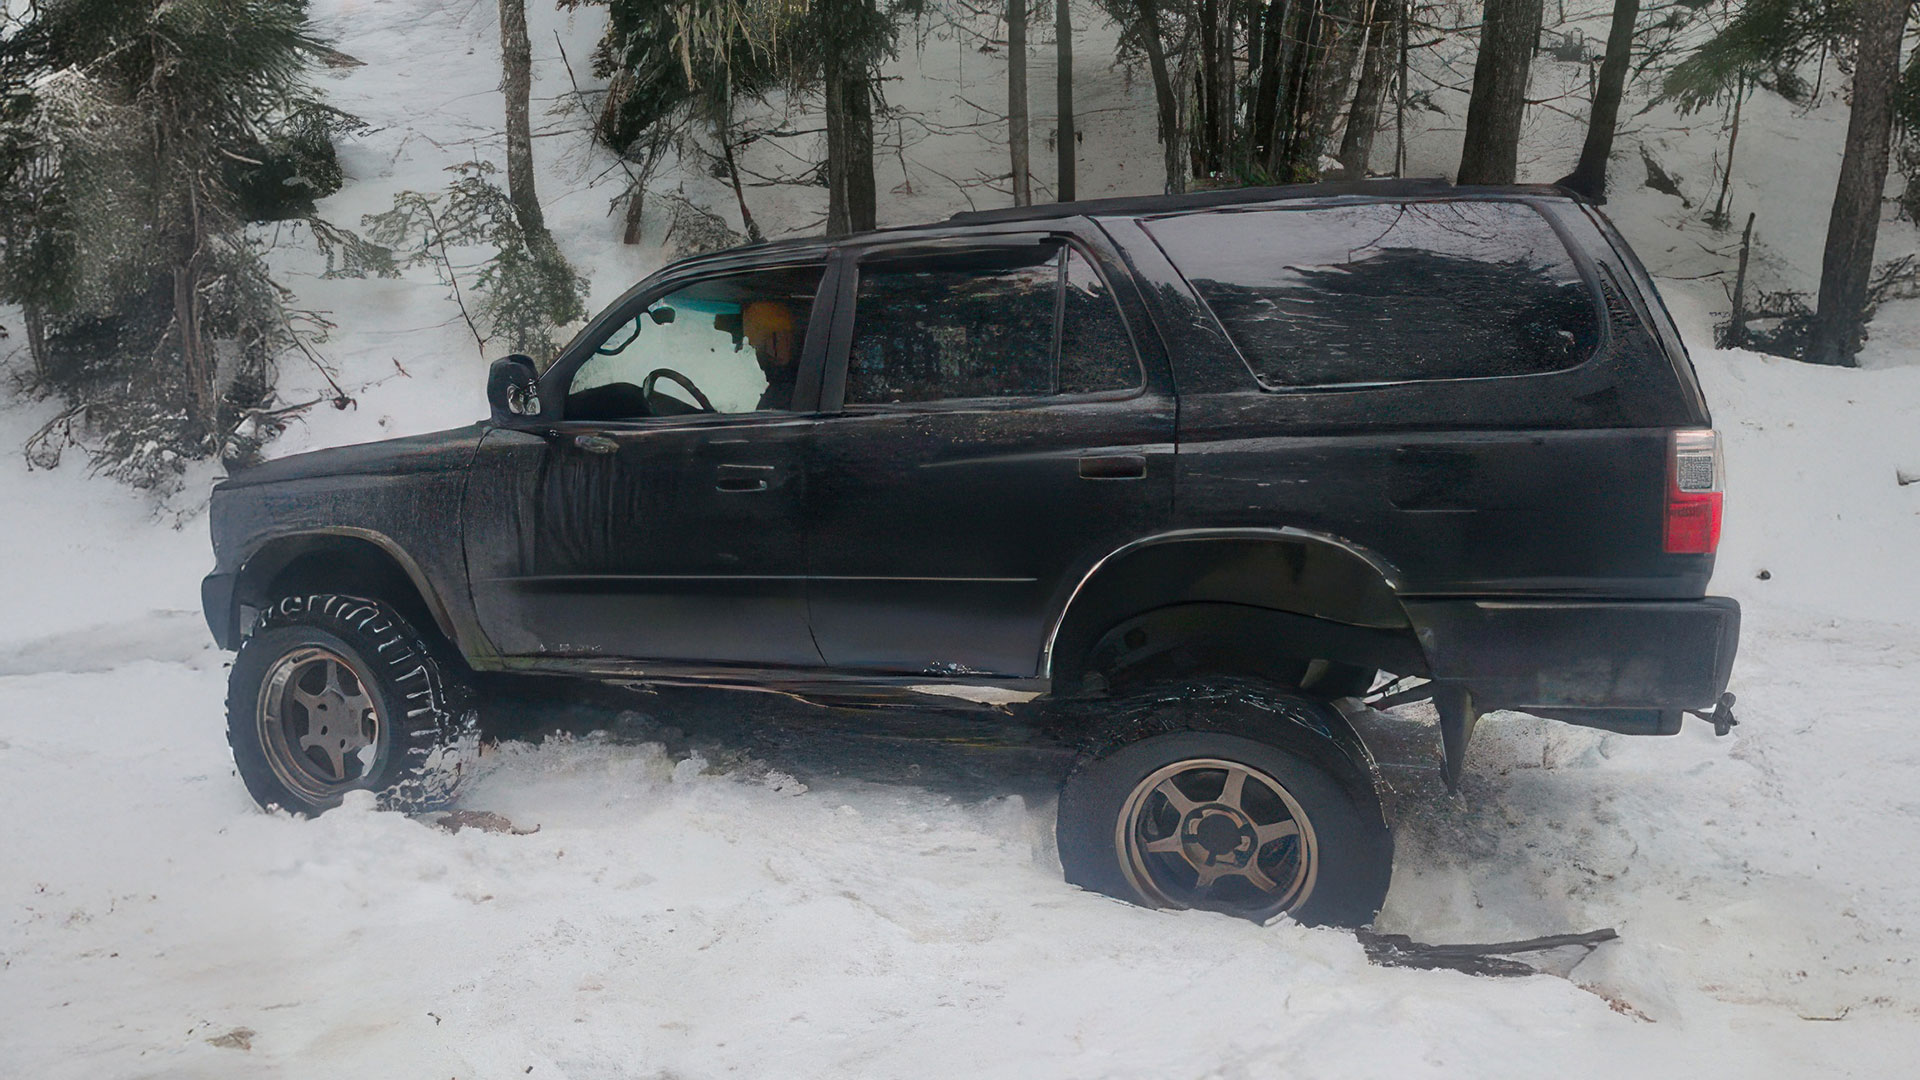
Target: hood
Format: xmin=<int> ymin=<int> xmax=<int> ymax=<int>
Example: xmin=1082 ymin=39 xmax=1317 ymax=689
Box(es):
xmin=216 ymin=424 xmax=490 ymax=491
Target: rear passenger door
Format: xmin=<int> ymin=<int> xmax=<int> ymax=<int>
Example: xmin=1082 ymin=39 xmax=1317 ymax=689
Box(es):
xmin=804 ymin=232 xmax=1174 ymax=677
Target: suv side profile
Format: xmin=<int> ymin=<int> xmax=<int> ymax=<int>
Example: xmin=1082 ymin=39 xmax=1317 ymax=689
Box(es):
xmin=203 ymin=180 xmax=1739 ymax=927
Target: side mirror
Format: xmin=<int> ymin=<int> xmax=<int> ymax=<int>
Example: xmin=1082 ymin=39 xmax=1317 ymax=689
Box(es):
xmin=649 ymin=306 xmax=675 ymax=325
xmin=487 ymin=354 xmax=543 ymax=424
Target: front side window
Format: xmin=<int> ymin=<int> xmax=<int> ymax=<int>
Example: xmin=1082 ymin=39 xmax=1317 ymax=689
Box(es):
xmin=567 ymin=264 xmax=823 ymax=420
xmin=845 ymin=243 xmax=1139 ymax=405
xmin=1144 ymin=201 xmax=1600 ymax=387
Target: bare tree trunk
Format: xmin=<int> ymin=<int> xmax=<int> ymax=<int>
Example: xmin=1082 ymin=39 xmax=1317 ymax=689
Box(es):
xmin=623 ymin=190 xmax=647 ymax=245
xmin=1010 ymin=0 xmax=1033 ymax=205
xmin=1558 ymin=0 xmax=1639 ymax=200
xmin=1210 ymin=0 xmax=1235 ymax=176
xmin=1310 ymin=0 xmax=1368 ymax=170
xmin=1136 ymin=0 xmax=1186 ymax=194
xmin=1708 ymin=74 xmax=1746 ymax=228
xmin=1271 ymin=1 xmax=1324 ymax=178
xmin=1251 ymin=0 xmax=1290 ymax=166
xmin=176 ymin=180 xmax=214 ymax=432
xmin=22 ymin=304 xmax=48 ymax=379
xmin=1057 ymin=0 xmax=1076 ymax=200
xmin=1725 ymin=211 xmax=1755 ymax=348
xmin=1394 ymin=0 xmax=1408 ymax=175
xmin=174 ymin=261 xmax=212 ymax=431
xmin=720 ymin=126 xmax=765 ymax=243
xmin=1196 ymin=0 xmax=1221 ymax=175
xmin=1807 ymin=0 xmax=1910 ymax=366
xmin=848 ymin=67 xmax=878 ymax=231
xmin=1456 ymin=0 xmax=1543 ymax=185
xmin=1337 ymin=0 xmax=1393 ymax=178
xmin=825 ymin=55 xmax=877 ymax=235
xmin=826 ymin=59 xmax=851 ymax=236
xmin=499 ymin=0 xmax=550 ymax=242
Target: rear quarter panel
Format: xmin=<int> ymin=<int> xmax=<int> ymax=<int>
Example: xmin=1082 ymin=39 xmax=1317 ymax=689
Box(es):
xmin=1098 ymin=199 xmax=1716 ymax=599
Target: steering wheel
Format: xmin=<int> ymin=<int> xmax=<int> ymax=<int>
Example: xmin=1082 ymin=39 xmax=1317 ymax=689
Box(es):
xmin=641 ymin=367 xmax=717 ymax=413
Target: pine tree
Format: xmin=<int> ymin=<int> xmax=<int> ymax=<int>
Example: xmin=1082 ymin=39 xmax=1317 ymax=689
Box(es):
xmin=1662 ymin=0 xmax=1893 ymax=362
xmin=575 ymin=0 xmax=901 ymax=238
xmin=0 ymin=0 xmax=349 ymax=488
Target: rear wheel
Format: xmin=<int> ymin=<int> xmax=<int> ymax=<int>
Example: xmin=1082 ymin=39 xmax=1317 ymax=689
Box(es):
xmin=227 ymin=594 xmax=478 ymax=815
xmin=1055 ymin=682 xmax=1392 ymax=926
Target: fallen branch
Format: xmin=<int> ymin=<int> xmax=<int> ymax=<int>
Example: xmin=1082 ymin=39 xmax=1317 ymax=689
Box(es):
xmin=1357 ymin=927 xmax=1619 ymax=977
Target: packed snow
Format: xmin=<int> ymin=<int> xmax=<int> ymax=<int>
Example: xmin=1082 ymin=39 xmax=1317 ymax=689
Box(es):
xmin=6 ymin=0 xmax=1920 ymax=1076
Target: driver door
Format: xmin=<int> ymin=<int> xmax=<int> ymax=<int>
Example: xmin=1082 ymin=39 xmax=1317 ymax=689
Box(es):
xmin=463 ymin=258 xmax=829 ymax=669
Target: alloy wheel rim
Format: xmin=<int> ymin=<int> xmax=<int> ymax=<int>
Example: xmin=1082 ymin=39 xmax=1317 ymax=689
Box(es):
xmin=257 ymin=646 xmax=384 ymax=802
xmin=1115 ymin=757 xmax=1319 ymax=919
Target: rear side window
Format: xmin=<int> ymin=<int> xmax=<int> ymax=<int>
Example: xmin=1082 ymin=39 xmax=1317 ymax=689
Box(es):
xmin=1144 ymin=201 xmax=1600 ymax=387
xmin=846 ymin=243 xmax=1140 ymax=404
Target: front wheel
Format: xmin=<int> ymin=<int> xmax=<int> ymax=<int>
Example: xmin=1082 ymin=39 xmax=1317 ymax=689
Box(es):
xmin=226 ymin=594 xmax=478 ymax=815
xmin=1055 ymin=687 xmax=1392 ymax=926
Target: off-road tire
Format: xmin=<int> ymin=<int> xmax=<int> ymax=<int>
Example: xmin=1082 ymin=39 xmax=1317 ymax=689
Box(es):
xmin=227 ymin=593 xmax=479 ymax=816
xmin=1055 ymin=679 xmax=1392 ymax=927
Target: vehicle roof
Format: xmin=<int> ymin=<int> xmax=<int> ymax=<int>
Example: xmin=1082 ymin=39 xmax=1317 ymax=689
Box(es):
xmin=662 ymin=179 xmax=1586 ymax=272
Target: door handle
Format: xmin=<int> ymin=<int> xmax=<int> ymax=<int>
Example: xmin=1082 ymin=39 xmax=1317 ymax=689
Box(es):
xmin=1079 ymin=453 xmax=1147 ymax=480
xmin=573 ymin=434 xmax=619 ymax=455
xmin=716 ymin=463 xmax=774 ymax=492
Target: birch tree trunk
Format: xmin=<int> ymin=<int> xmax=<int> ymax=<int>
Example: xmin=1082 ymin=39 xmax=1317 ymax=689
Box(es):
xmin=1308 ymin=0 xmax=1367 ymax=173
xmin=1806 ymin=0 xmax=1910 ymax=366
xmin=1337 ymin=0 xmax=1393 ymax=178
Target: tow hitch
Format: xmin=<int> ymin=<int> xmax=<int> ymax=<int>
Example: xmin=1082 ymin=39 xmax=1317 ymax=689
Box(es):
xmin=1688 ymin=692 xmax=1739 ymax=736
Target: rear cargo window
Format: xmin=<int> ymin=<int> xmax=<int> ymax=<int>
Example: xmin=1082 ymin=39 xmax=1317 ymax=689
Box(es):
xmin=1144 ymin=201 xmax=1600 ymax=387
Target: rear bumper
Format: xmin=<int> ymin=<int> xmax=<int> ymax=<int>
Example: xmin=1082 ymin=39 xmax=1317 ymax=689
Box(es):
xmin=1402 ymin=596 xmax=1740 ymax=719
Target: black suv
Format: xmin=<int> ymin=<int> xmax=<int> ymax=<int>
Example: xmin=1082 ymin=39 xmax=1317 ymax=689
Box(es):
xmin=203 ymin=180 xmax=1739 ymax=927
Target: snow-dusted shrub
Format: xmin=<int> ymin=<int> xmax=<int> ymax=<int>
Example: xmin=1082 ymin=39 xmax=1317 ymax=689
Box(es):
xmin=363 ymin=162 xmax=589 ymax=362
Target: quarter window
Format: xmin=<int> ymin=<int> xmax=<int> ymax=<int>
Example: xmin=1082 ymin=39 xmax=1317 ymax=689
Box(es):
xmin=845 ymin=243 xmax=1139 ymax=405
xmin=1144 ymin=201 xmax=1600 ymax=387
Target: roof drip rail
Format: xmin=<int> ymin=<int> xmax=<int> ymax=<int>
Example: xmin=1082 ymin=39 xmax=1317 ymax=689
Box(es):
xmin=945 ymin=177 xmax=1465 ymax=226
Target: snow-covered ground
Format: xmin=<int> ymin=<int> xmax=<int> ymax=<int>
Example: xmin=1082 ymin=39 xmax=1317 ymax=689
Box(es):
xmin=7 ymin=0 xmax=1920 ymax=1075
xmin=4 ymin=343 xmax=1919 ymax=1077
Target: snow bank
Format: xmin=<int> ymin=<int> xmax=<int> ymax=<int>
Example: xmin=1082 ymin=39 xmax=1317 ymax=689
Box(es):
xmin=1695 ymin=348 xmax=1920 ymax=624
xmin=5 ymin=651 xmax=1919 ymax=1078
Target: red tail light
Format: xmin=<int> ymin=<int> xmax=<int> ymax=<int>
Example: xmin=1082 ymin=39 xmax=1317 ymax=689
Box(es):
xmin=1664 ymin=429 xmax=1723 ymax=554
